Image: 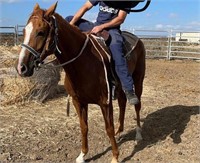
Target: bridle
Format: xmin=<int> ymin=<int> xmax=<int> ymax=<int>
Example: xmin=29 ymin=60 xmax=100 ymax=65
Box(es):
xmin=21 ymin=15 xmax=59 ymax=67
xmin=21 ymin=15 xmax=89 ymax=69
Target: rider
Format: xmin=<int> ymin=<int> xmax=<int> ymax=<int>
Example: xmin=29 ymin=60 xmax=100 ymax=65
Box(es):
xmin=65 ymin=0 xmax=139 ymax=105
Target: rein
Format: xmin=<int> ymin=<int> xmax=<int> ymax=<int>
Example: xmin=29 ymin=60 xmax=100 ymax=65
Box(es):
xmin=39 ymin=34 xmax=90 ymax=68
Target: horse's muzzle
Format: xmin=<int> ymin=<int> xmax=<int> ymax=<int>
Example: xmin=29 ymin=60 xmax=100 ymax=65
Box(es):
xmin=20 ymin=63 xmax=28 ymax=75
xmin=17 ymin=62 xmax=34 ymax=77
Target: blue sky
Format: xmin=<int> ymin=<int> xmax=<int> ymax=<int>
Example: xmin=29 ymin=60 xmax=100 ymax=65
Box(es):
xmin=0 ymin=0 xmax=199 ymax=31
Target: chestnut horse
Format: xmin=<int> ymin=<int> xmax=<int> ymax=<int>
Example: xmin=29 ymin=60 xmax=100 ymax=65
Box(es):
xmin=16 ymin=2 xmax=145 ymax=163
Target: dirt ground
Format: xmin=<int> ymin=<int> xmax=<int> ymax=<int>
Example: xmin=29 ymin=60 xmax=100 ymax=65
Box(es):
xmin=0 ymin=46 xmax=200 ymax=163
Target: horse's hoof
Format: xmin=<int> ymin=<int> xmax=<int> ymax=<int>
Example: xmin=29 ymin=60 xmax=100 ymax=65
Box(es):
xmin=76 ymin=151 xmax=85 ymax=163
xmin=111 ymin=157 xmax=118 ymax=163
xmin=135 ymin=134 xmax=143 ymax=141
xmin=135 ymin=126 xmax=142 ymax=141
xmin=76 ymin=158 xmax=85 ymax=163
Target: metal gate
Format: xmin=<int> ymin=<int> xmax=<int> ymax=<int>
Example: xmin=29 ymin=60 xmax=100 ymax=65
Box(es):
xmin=131 ymin=29 xmax=200 ymax=60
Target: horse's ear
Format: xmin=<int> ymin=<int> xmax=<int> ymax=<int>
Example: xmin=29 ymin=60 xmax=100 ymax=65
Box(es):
xmin=45 ymin=2 xmax=58 ymax=18
xmin=34 ymin=3 xmax=40 ymax=11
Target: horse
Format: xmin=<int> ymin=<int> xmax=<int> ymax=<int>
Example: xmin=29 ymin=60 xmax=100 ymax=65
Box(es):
xmin=16 ymin=2 xmax=145 ymax=163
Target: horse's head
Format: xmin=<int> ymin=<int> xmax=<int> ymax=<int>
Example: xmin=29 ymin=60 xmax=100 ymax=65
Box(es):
xmin=16 ymin=2 xmax=58 ymax=77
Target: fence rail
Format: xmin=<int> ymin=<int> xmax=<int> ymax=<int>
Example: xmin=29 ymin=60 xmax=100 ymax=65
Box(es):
xmin=0 ymin=26 xmax=17 ymax=45
xmin=0 ymin=25 xmax=25 ymax=45
xmin=0 ymin=25 xmax=200 ymax=60
xmin=132 ymin=29 xmax=200 ymax=60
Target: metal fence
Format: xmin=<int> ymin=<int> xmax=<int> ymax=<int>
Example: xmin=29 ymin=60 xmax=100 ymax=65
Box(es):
xmin=132 ymin=29 xmax=200 ymax=60
xmin=0 ymin=26 xmax=17 ymax=45
xmin=0 ymin=25 xmax=24 ymax=46
xmin=15 ymin=25 xmax=25 ymax=45
xmin=0 ymin=25 xmax=200 ymax=60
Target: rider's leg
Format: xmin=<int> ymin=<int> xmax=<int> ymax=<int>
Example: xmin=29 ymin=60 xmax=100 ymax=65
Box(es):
xmin=108 ymin=29 xmax=139 ymax=105
xmin=65 ymin=16 xmax=95 ymax=32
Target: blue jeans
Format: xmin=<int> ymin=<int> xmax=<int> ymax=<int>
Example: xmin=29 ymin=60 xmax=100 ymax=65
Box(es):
xmin=65 ymin=16 xmax=134 ymax=91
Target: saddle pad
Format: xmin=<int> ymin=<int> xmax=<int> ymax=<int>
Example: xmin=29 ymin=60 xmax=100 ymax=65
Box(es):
xmin=122 ymin=31 xmax=139 ymax=58
xmin=92 ymin=31 xmax=139 ymax=59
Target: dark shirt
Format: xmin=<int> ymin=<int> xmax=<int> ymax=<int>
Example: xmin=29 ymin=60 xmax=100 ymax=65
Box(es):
xmin=89 ymin=0 xmax=123 ymax=28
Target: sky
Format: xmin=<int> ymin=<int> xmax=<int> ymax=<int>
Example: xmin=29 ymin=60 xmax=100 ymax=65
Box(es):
xmin=0 ymin=0 xmax=200 ymax=32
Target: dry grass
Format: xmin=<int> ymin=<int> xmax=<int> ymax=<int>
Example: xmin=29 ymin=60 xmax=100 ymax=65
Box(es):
xmin=0 ymin=45 xmax=199 ymax=163
xmin=1 ymin=62 xmax=62 ymax=105
xmin=0 ymin=45 xmax=63 ymax=105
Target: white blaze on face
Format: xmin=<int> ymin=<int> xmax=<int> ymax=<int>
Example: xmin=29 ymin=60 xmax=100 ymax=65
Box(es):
xmin=18 ymin=22 xmax=33 ymax=74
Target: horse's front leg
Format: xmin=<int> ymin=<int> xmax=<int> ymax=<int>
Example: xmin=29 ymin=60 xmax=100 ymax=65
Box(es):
xmin=72 ymin=99 xmax=88 ymax=163
xmin=115 ymin=89 xmax=127 ymax=136
xmin=100 ymin=102 xmax=119 ymax=163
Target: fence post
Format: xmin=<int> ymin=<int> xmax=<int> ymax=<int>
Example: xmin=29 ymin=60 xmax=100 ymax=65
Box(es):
xmin=16 ymin=25 xmax=19 ymax=45
xmin=14 ymin=25 xmax=17 ymax=46
xmin=167 ymin=30 xmax=172 ymax=60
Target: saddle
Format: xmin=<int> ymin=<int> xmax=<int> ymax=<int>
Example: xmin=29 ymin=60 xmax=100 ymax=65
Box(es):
xmin=95 ymin=30 xmax=139 ymax=59
xmin=91 ymin=30 xmax=140 ymax=99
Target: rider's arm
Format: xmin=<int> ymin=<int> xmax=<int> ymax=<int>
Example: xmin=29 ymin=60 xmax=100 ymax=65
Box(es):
xmin=91 ymin=10 xmax=128 ymax=34
xmin=69 ymin=1 xmax=93 ymax=25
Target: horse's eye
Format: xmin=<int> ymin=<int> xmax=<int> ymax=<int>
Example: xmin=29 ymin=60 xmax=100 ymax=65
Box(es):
xmin=37 ymin=31 xmax=45 ymax=37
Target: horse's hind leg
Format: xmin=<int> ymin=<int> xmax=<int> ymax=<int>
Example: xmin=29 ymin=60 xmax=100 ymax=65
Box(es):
xmin=134 ymin=102 xmax=142 ymax=141
xmin=115 ymin=89 xmax=127 ymax=136
xmin=134 ymin=79 xmax=144 ymax=141
xmin=133 ymin=39 xmax=145 ymax=141
xmin=72 ymin=99 xmax=88 ymax=163
xmin=100 ymin=103 xmax=119 ymax=163
xmin=115 ymin=87 xmax=142 ymax=141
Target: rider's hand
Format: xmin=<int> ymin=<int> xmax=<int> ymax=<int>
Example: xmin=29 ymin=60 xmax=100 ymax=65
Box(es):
xmin=91 ymin=25 xmax=104 ymax=34
xmin=69 ymin=21 xmax=74 ymax=26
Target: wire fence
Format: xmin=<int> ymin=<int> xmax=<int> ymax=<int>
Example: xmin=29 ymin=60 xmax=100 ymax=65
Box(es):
xmin=0 ymin=25 xmax=200 ymax=60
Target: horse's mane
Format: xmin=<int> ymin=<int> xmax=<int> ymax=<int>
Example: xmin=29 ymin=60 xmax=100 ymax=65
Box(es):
xmin=29 ymin=8 xmax=82 ymax=35
xmin=53 ymin=13 xmax=84 ymax=36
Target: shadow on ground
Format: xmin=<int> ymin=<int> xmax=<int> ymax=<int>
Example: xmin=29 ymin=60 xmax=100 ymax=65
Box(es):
xmin=86 ymin=105 xmax=199 ymax=162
